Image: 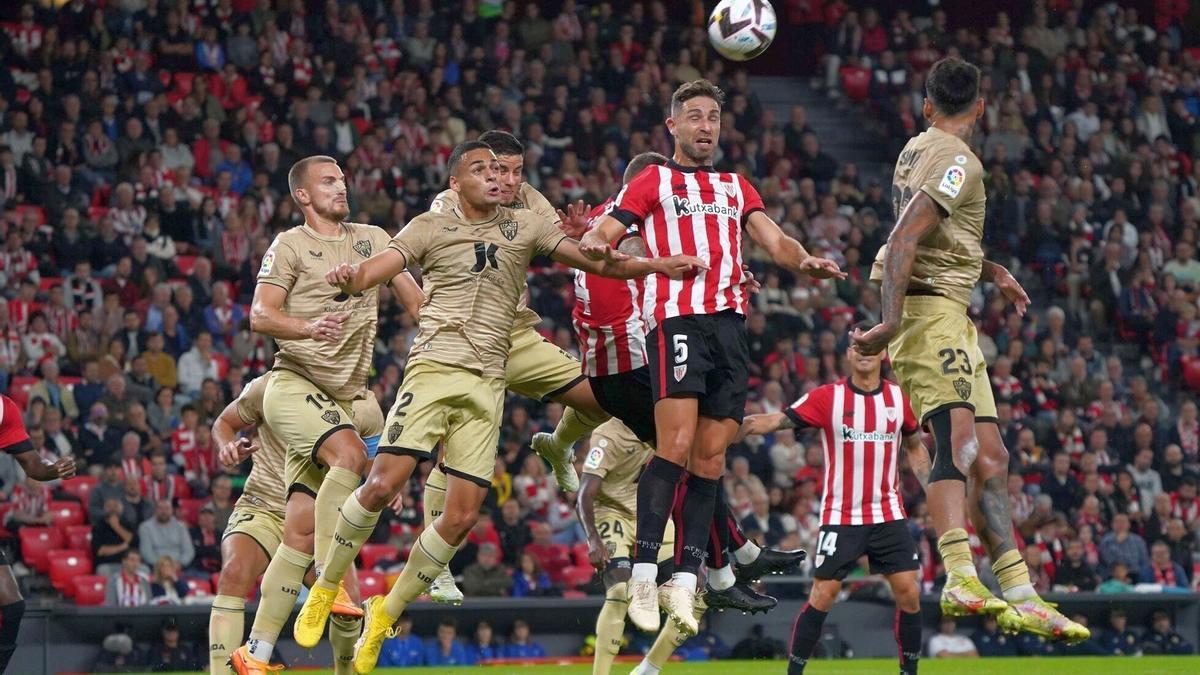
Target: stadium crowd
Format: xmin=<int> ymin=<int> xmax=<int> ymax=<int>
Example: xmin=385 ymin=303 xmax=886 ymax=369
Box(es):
xmin=0 ymin=0 xmax=1198 ymax=665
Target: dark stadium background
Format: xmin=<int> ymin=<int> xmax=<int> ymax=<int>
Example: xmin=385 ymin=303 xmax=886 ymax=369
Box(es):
xmin=0 ymin=0 xmax=1198 ymax=671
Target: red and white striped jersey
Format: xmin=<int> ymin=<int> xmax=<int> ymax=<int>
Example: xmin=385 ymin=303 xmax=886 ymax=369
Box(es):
xmin=785 ymin=379 xmax=918 ymax=526
xmin=572 ymin=198 xmax=647 ymax=376
xmin=609 ymin=161 xmax=764 ymax=330
xmin=0 ymin=394 xmax=32 ymax=454
xmin=1171 ymin=492 xmax=1200 ymax=524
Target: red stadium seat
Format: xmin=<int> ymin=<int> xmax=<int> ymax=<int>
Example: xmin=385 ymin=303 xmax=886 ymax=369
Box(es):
xmin=7 ymin=376 xmax=38 ymax=410
xmin=73 ymin=575 xmax=108 ymax=606
xmin=175 ymin=255 xmax=198 ymax=277
xmin=177 ymin=498 xmax=204 ymax=527
xmin=49 ymin=549 xmax=93 ymax=597
xmin=50 ymin=500 xmax=86 ymax=534
xmin=559 ymin=565 xmax=596 ymax=591
xmin=186 ymin=577 xmax=213 ymax=597
xmin=840 ymin=66 xmax=871 ymax=102
xmin=14 ymin=204 xmax=45 ymax=226
xmin=1184 ymin=358 xmax=1200 ymax=393
xmin=20 ymin=527 xmax=64 ymax=573
xmin=65 ymin=524 xmax=92 ymax=552
xmin=358 ymin=570 xmax=386 ymax=598
xmin=358 ymin=543 xmax=395 ymax=570
xmin=571 ymin=542 xmax=590 ymax=568
xmin=38 ymin=276 xmax=63 ymax=292
xmin=60 ymin=476 xmax=98 ymax=505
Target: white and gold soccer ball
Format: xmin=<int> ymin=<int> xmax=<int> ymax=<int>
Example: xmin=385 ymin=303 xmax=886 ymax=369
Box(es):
xmin=707 ymin=0 xmax=778 ymax=62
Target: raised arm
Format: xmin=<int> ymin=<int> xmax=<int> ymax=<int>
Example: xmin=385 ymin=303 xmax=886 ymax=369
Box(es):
xmin=250 ymin=283 xmax=346 ymax=342
xmin=851 ymin=190 xmax=942 ymax=355
xmin=552 ymin=237 xmax=707 ymax=280
xmin=574 ymin=474 xmax=608 ymax=570
xmin=325 ymin=248 xmax=409 ymax=295
xmin=746 ymin=210 xmax=845 ymax=280
xmin=736 ymin=411 xmax=795 ymax=442
xmin=578 ymin=215 xmax=634 ymax=261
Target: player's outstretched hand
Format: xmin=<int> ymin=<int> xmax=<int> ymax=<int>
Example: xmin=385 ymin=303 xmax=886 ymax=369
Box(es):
xmin=219 ymin=437 xmax=260 ymax=470
xmin=587 ymin=535 xmax=610 ymax=571
xmin=307 ymin=312 xmax=349 ymax=342
xmin=52 ymin=457 xmax=76 ymax=480
xmin=741 ymin=263 xmax=762 ymax=295
xmin=325 ymin=263 xmax=358 ymax=288
xmin=656 ymin=254 xmax=709 ymax=279
xmin=995 ymin=271 xmax=1030 ymax=316
xmin=851 ymin=322 xmax=896 ymax=356
xmin=799 ymin=256 xmax=847 ymax=280
xmin=579 ymin=232 xmax=621 ymax=261
xmin=556 ymin=200 xmax=592 ymax=239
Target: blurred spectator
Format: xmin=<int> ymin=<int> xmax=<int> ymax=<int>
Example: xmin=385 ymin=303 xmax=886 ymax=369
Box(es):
xmin=461 ymin=543 xmax=510 ymax=598
xmin=1142 ymin=611 xmax=1195 ymax=655
xmin=1054 ymin=539 xmax=1100 ymax=592
xmin=149 ymin=556 xmax=190 ymax=606
xmin=972 ymin=615 xmax=1018 ymax=657
xmin=928 ymin=617 xmax=978 ymax=658
xmin=138 ymin=498 xmax=194 ymax=569
xmin=1100 ymin=513 xmax=1150 ymax=580
xmin=511 ymin=552 xmax=555 ymax=598
xmin=466 ymin=621 xmax=503 ymax=665
xmin=206 ymin=475 xmax=234 ymax=532
xmin=496 ymin=500 xmax=532 ymax=566
xmin=105 ymin=548 xmax=150 ymax=608
xmin=189 ymin=503 xmax=223 ymax=576
xmin=740 ymin=491 xmax=787 ymax=547
xmin=379 ymin=616 xmax=424 ymax=667
xmin=424 ymin=619 xmax=470 ymax=667
xmin=503 ymin=619 xmax=546 ymax=659
xmin=1101 ymin=609 xmax=1142 ymax=656
xmin=176 ymin=331 xmax=219 ymax=397
xmin=1141 ymin=540 xmax=1189 ymax=589
xmin=140 ymin=617 xmax=201 ymax=672
xmin=4 ymin=475 xmax=53 ymax=539
xmin=522 ymin=522 xmax=569 ymax=586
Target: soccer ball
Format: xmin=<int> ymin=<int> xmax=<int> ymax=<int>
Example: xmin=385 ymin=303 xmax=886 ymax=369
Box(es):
xmin=707 ymin=0 xmax=777 ymax=62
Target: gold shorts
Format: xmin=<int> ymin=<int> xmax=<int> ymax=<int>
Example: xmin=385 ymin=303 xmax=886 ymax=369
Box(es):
xmin=264 ymin=369 xmax=383 ymax=497
xmin=888 ymin=295 xmax=997 ymax=424
xmin=596 ymin=507 xmax=674 ymax=564
xmin=223 ymin=502 xmax=285 ymax=558
xmin=379 ymin=360 xmax=505 ymax=487
xmin=505 ymin=326 xmax=585 ymax=402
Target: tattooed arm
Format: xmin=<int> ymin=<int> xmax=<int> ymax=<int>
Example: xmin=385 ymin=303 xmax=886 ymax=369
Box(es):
xmin=903 ymin=432 xmax=930 ymax=491
xmin=851 ymin=191 xmax=942 ymax=355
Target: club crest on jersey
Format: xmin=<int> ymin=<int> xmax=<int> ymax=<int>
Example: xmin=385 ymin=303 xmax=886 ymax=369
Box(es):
xmin=499 ymin=218 xmax=519 ymax=241
xmin=353 ymin=240 xmax=372 ymax=257
xmin=886 ymin=407 xmax=899 ymax=422
xmin=937 ymin=165 xmax=965 ymax=198
xmin=814 ymin=554 xmax=825 ymax=567
xmin=674 ymin=365 xmax=687 ymax=382
xmin=953 ymin=377 xmax=972 ymax=400
xmin=322 ymin=410 xmax=341 ymax=426
xmin=387 ymin=421 xmax=403 ymax=443
xmin=671 ymin=195 xmax=739 ymax=218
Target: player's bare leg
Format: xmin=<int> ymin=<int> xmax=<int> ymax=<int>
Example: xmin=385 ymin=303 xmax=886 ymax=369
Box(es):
xmin=629 ymin=396 xmax=698 ymax=633
xmin=211 ymin=534 xmax=269 ymax=674
xmin=532 ymin=380 xmax=610 ymax=492
xmin=422 ymin=462 xmax=464 ymax=605
xmin=355 ymin=474 xmax=487 ymax=673
xmin=970 ymin=423 xmax=1088 ymax=642
xmin=0 ymin=566 xmax=25 ymax=675
xmin=923 ymin=408 xmax=1009 ymax=620
xmin=295 ymin=452 xmax=418 ymax=648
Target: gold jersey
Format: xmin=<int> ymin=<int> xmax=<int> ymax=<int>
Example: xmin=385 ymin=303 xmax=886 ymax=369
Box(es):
xmin=388 ymin=204 xmax=567 ymax=379
xmin=430 ymin=183 xmax=562 ymax=331
xmin=871 ymin=126 xmax=986 ymax=307
xmin=233 ymin=374 xmax=287 ymax=517
xmin=257 ymin=222 xmax=393 ymax=399
xmin=582 ymin=419 xmax=654 ymax=517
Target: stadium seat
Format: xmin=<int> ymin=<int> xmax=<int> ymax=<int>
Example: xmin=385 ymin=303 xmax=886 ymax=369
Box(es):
xmin=50 ymin=500 xmax=86 ymax=534
xmin=38 ymin=276 xmax=63 ymax=292
xmin=559 ymin=565 xmax=596 ymax=590
xmin=7 ymin=376 xmax=39 ymax=410
xmin=73 ymin=575 xmax=107 ymax=606
xmin=571 ymin=542 xmax=590 ymax=568
xmin=186 ymin=577 xmax=213 ymax=597
xmin=358 ymin=570 xmax=386 ymax=598
xmin=60 ymin=476 xmax=98 ymax=505
xmin=840 ymin=66 xmax=871 ymax=102
xmin=175 ymin=255 xmax=198 ymax=277
xmin=14 ymin=204 xmax=45 ymax=226
xmin=65 ymin=524 xmax=92 ymax=553
xmin=358 ymin=543 xmax=396 ymax=570
xmin=177 ymin=498 xmax=204 ymax=527
xmin=49 ymin=550 xmax=93 ymax=597
xmin=20 ymin=527 xmax=65 ymax=573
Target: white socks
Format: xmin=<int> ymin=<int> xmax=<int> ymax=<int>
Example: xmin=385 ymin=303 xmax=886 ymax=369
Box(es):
xmin=733 ymin=540 xmax=761 ymax=565
xmin=631 ymin=562 xmax=658 ymax=584
xmin=1003 ymin=583 xmax=1037 ymax=601
xmin=708 ymin=564 xmax=736 ymax=591
xmin=247 ymin=638 xmax=274 ymax=663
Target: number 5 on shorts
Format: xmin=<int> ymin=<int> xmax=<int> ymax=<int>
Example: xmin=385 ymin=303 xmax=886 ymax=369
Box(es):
xmin=673 ymin=334 xmax=688 ymax=364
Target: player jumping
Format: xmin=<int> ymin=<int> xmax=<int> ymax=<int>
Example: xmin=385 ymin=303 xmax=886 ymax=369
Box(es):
xmin=580 ymin=80 xmax=843 ymax=636
xmin=739 ymin=331 xmax=929 ymax=675
xmin=852 ymin=57 xmax=1087 ymax=642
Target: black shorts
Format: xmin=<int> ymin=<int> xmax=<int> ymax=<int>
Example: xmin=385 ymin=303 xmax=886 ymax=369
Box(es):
xmin=646 ymin=310 xmax=749 ymax=423
xmin=812 ymin=520 xmax=919 ymax=580
xmin=0 ymin=547 xmax=9 ymax=567
xmin=590 ymin=366 xmax=656 ymax=443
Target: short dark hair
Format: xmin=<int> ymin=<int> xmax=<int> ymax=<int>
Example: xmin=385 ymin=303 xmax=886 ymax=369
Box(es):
xmin=448 ymin=140 xmax=493 ymax=176
xmin=478 ymin=130 xmax=523 ymax=157
xmin=671 ymin=79 xmax=725 ymax=115
xmin=925 ymin=57 xmax=980 ymax=117
xmin=287 ymin=155 xmax=338 ymax=198
xmin=623 ymin=151 xmax=669 ymax=184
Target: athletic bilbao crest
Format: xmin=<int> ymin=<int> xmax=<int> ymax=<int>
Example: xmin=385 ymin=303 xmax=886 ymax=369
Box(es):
xmin=322 ymin=410 xmax=341 ymax=425
xmin=674 ymin=365 xmax=687 ymax=382
xmin=499 ymin=218 xmax=519 ymax=241
xmin=388 ymin=422 xmax=403 ymax=443
xmin=814 ymin=554 xmax=824 ymax=567
xmin=953 ymin=377 xmax=972 ymax=401
xmin=353 ymin=240 xmax=372 ymax=257
xmin=885 ymin=407 xmax=898 ymax=422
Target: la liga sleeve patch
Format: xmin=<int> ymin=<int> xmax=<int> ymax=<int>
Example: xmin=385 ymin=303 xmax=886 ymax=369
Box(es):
xmin=258 ymin=249 xmax=275 ymax=277
xmin=937 ymin=165 xmax=966 ymax=199
xmin=584 ymin=446 xmax=604 ymax=470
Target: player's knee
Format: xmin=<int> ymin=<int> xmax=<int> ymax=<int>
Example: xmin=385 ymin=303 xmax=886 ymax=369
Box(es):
xmin=890 ymin=581 xmax=921 ymax=613
xmin=357 ymin=474 xmax=394 ymax=511
xmin=809 ymin=580 xmax=839 ymax=610
xmin=217 ymin=559 xmax=256 ymax=597
xmin=327 ymin=448 xmax=367 ymax=476
xmin=688 ymin=452 xmax=724 ymax=479
xmin=656 ymin=429 xmax=693 ymax=464
xmin=437 ymin=504 xmax=478 ymax=540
